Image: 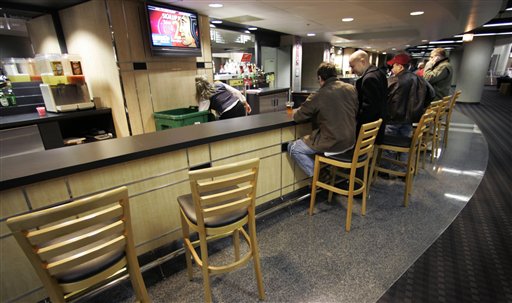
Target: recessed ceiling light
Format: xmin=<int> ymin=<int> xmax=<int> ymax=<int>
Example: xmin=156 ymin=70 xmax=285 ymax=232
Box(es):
xmin=209 ymin=24 xmax=216 ymax=28
xmin=211 ymin=20 xmax=223 ymax=24
xmin=342 ymin=17 xmax=354 ymax=22
xmin=405 ymin=44 xmax=411 ymax=47
xmin=209 ymin=3 xmax=223 ymax=8
xmin=244 ymin=30 xmax=250 ymax=33
xmin=422 ymin=39 xmax=428 ymax=42
xmin=382 ymin=52 xmax=387 ymax=54
xmin=410 ymin=11 xmax=424 ymax=16
xmin=248 ymin=27 xmax=258 ymax=31
xmin=506 ymin=7 xmax=512 ymax=11
xmin=392 ymin=48 xmax=397 ymax=50
xmin=307 ymin=33 xmax=316 ymax=36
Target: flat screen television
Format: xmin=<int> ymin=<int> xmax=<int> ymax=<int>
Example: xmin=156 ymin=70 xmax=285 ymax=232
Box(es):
xmin=144 ymin=2 xmax=202 ymax=57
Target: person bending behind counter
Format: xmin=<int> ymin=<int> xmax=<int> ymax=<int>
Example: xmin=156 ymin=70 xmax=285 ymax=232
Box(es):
xmin=195 ymin=75 xmax=251 ymax=120
xmin=288 ymin=62 xmax=358 ymax=178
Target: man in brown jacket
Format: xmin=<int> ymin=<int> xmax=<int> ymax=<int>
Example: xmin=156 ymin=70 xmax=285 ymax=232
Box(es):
xmin=288 ymin=62 xmax=358 ymax=177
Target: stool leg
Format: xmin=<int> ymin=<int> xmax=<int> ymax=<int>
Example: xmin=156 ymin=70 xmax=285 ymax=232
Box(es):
xmin=309 ymin=156 xmax=321 ymax=216
xmin=345 ymin=178 xmax=355 ymax=232
xmin=180 ymin=212 xmax=193 ymax=280
xmin=249 ymin=211 xmax=265 ymax=300
xmin=233 ymin=229 xmax=240 ymax=261
xmin=198 ymin=232 xmax=212 ymax=303
xmin=362 ymin=164 xmax=368 ymax=216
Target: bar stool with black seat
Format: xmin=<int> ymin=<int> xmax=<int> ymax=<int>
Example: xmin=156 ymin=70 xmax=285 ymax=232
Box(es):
xmin=177 ymin=158 xmax=264 ymax=303
xmin=369 ymin=110 xmax=434 ymax=207
xmin=309 ymin=119 xmax=382 ymax=232
xmin=6 ymin=186 xmax=150 ymax=303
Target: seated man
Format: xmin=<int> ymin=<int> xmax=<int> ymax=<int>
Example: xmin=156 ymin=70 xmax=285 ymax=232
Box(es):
xmin=383 ymin=53 xmax=435 ymax=173
xmin=287 ymin=62 xmax=358 ymax=178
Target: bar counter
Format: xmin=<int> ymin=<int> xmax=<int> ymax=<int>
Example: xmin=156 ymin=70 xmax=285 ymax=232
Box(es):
xmin=1 ymin=111 xmax=296 ymax=190
xmin=0 ymin=110 xmax=312 ymax=302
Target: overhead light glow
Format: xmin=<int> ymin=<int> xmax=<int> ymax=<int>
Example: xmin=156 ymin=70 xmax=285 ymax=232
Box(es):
xmin=405 ymin=44 xmax=411 ymax=47
xmin=429 ymin=40 xmax=463 ymax=44
xmin=209 ymin=3 xmax=223 ymax=8
xmin=455 ymin=32 xmax=512 ymax=37
xmin=410 ymin=11 xmax=424 ymax=16
xmin=444 ymin=193 xmax=471 ymax=202
xmin=382 ymin=52 xmax=387 ymax=54
xmin=211 ymin=20 xmax=223 ymax=24
xmin=483 ymin=22 xmax=512 ymax=27
xmin=248 ymin=27 xmax=258 ymax=31
xmin=462 ymin=33 xmax=474 ymax=42
xmin=506 ymin=7 xmax=512 ymax=11
xmin=342 ymin=17 xmax=354 ymax=22
xmin=209 ymin=24 xmax=216 ymax=28
xmin=307 ymin=33 xmax=316 ymax=36
xmin=422 ymin=39 xmax=428 ymax=42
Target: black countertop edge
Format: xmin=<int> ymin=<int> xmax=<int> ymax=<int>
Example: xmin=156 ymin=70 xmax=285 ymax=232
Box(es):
xmin=0 ymin=108 xmax=112 ymax=129
xmin=0 ymin=111 xmax=297 ymax=191
xmin=245 ymin=87 xmax=289 ymax=96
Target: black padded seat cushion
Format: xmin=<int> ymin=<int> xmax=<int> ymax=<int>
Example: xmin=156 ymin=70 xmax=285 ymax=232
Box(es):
xmin=177 ymin=186 xmax=248 ymax=228
xmin=326 ymin=149 xmax=368 ymax=163
xmin=47 ymin=224 xmax=126 ymax=284
xmin=381 ymin=135 xmax=412 ymax=148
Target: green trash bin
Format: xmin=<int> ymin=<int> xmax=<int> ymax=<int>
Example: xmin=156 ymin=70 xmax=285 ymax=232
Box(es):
xmin=154 ymin=106 xmax=209 ymax=130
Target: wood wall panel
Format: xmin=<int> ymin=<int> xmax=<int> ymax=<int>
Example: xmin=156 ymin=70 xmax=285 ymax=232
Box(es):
xmin=26 ymin=14 xmax=60 ymax=54
xmin=196 ymin=15 xmax=212 ymax=63
xmin=148 ymin=70 xmax=197 ymax=112
xmin=130 ymin=181 xmax=190 ymax=253
xmin=68 ymin=150 xmax=187 ymax=196
xmin=282 ymin=126 xmax=295 ymax=142
xmin=134 ymin=71 xmax=156 ymax=133
xmin=210 ymin=129 xmax=281 ymax=160
xmin=60 ymin=0 xmax=130 ymax=137
xmin=106 ymin=0 xmax=130 ymax=63
xmin=121 ymin=71 xmax=145 ymax=135
xmin=215 ymin=148 xmax=281 ymax=198
xmin=0 ymin=237 xmax=42 ymax=303
xmin=281 ymin=152 xmax=295 ymax=188
xmin=187 ymin=145 xmax=211 ymax=167
xmin=0 ymin=189 xmax=27 ymax=237
xmin=123 ymin=0 xmax=147 ymax=61
xmin=25 ymin=179 xmax=69 ymax=210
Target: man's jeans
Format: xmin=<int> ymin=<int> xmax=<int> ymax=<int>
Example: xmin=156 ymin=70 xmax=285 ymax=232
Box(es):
xmin=287 ymin=139 xmax=318 ymax=177
xmin=382 ymin=123 xmax=413 ymax=170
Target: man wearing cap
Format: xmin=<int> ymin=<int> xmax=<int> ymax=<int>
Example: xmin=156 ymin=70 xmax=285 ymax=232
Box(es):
xmin=386 ymin=53 xmax=434 ymax=138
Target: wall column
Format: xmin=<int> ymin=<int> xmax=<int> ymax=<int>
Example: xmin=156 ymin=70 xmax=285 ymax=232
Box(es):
xmin=457 ymin=36 xmax=496 ymax=103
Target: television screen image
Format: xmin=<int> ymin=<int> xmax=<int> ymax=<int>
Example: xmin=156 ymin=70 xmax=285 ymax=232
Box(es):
xmin=147 ymin=4 xmax=201 ymax=49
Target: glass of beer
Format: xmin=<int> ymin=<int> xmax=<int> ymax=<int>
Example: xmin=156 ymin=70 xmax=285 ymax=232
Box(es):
xmin=286 ymin=101 xmax=294 ymax=114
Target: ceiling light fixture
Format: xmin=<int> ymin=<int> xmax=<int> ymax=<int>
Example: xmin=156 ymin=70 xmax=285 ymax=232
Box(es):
xmin=410 ymin=11 xmax=424 ymax=16
xmin=244 ymin=30 xmax=250 ymax=33
xmin=307 ymin=33 xmax=316 ymax=36
xmin=455 ymin=32 xmax=512 ymax=37
xmin=421 ymin=39 xmax=428 ymax=42
xmin=248 ymin=27 xmax=257 ymax=31
xmin=209 ymin=3 xmax=223 ymax=8
xmin=342 ymin=17 xmax=354 ymax=22
xmin=462 ymin=33 xmax=474 ymax=42
xmin=483 ymin=22 xmax=512 ymax=27
xmin=211 ymin=20 xmax=223 ymax=24
xmin=209 ymin=24 xmax=216 ymax=28
xmin=506 ymin=7 xmax=512 ymax=11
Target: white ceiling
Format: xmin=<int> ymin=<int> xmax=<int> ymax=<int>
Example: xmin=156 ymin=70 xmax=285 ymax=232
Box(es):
xmin=158 ymin=0 xmax=505 ymax=52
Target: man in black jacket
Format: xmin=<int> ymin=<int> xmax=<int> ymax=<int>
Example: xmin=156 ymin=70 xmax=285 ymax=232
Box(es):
xmin=386 ymin=53 xmax=434 ymax=137
xmin=349 ymin=50 xmax=388 ymax=142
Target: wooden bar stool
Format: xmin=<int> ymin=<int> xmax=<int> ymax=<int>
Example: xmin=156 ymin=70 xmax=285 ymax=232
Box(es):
xmin=309 ymin=119 xmax=382 ymax=232
xmin=369 ymin=111 xmax=434 ymax=207
xmin=177 ymin=158 xmax=265 ymax=303
xmin=6 ymin=186 xmax=150 ymax=303
xmin=442 ymin=90 xmax=462 ymax=148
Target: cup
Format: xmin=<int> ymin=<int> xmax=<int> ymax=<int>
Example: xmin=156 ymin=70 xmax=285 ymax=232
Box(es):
xmin=286 ymin=101 xmax=294 ymax=114
xmin=36 ymin=106 xmax=46 ymax=117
